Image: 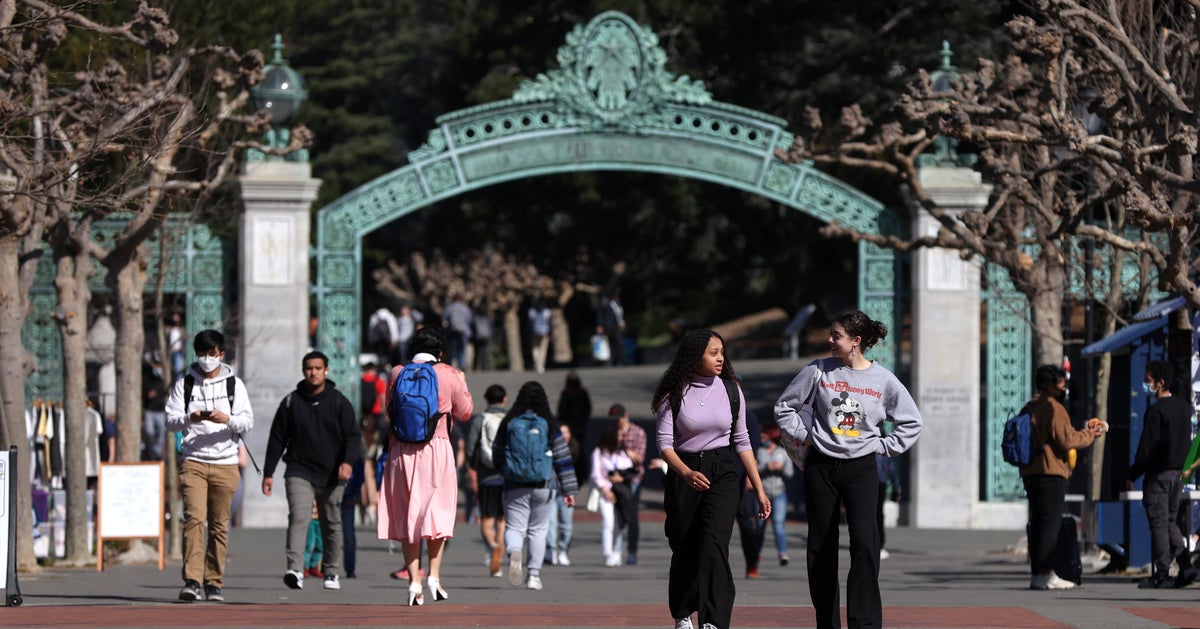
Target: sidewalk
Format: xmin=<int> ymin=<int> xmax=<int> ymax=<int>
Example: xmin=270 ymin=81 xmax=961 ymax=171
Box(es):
xmin=5 ymin=515 xmax=1196 ymax=628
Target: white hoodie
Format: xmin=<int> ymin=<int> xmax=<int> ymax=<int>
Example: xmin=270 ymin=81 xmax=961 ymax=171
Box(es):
xmin=165 ymin=363 xmax=254 ymax=465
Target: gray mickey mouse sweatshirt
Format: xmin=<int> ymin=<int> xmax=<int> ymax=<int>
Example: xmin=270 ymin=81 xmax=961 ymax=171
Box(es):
xmin=774 ymin=357 xmax=923 ymax=459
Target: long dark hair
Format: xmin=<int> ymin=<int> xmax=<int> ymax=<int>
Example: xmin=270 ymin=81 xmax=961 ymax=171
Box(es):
xmin=504 ymin=381 xmax=557 ymax=429
xmin=651 ymin=329 xmax=736 ymax=416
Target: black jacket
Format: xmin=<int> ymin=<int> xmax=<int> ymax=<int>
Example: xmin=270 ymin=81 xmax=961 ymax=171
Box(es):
xmin=264 ymin=379 xmax=362 ymax=487
xmin=1129 ymin=395 xmax=1192 ymax=481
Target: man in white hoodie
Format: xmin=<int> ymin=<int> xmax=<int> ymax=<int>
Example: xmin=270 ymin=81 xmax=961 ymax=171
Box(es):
xmin=166 ymin=329 xmax=254 ymax=602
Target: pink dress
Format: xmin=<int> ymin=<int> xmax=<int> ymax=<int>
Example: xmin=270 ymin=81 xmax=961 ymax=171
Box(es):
xmin=377 ymin=360 xmax=474 ymax=542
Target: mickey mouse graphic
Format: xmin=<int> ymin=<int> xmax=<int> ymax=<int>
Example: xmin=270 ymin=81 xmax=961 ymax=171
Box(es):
xmin=828 ymin=391 xmax=863 ymax=437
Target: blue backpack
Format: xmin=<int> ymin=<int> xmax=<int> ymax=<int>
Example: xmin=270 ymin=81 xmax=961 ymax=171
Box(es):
xmin=501 ymin=412 xmax=554 ymax=483
xmin=388 ymin=362 xmax=444 ymax=443
xmin=1001 ymin=410 xmax=1036 ymax=467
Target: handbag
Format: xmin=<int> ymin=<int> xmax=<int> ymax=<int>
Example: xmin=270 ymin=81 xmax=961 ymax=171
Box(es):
xmin=779 ymin=364 xmax=821 ymax=470
xmin=585 ymin=485 xmax=601 ymax=512
xmin=591 ymin=334 xmax=611 ymax=362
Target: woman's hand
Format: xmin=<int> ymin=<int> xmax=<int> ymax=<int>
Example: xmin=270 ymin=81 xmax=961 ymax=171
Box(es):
xmin=687 ymin=470 xmax=709 ymax=491
xmin=603 ymin=488 xmax=616 ymax=503
xmin=756 ymin=488 xmax=771 ymax=520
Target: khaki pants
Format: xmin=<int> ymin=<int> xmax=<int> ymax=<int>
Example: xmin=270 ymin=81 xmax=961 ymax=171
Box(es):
xmin=180 ymin=459 xmax=241 ymax=587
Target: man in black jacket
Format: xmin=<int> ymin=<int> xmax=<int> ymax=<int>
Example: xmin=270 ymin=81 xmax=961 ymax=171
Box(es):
xmin=263 ymin=351 xmax=361 ymax=592
xmin=1127 ymin=359 xmax=1197 ymax=589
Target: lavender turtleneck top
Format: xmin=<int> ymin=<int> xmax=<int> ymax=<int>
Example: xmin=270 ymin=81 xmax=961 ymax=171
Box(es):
xmin=656 ymin=375 xmax=751 ymax=454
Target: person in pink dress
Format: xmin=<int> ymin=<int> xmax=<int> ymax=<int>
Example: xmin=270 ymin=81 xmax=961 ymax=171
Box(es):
xmin=377 ymin=327 xmax=474 ymax=606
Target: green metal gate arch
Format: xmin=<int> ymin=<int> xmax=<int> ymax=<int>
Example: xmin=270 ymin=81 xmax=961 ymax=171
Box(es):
xmin=314 ymin=11 xmax=901 ymax=388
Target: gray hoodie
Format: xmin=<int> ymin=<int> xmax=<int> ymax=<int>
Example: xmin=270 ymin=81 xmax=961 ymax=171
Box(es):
xmin=774 ymin=357 xmax=922 ymax=459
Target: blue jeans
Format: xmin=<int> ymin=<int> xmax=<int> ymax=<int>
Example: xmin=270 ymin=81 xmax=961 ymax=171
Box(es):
xmin=545 ymin=489 xmax=574 ymax=555
xmin=758 ymin=492 xmax=789 ymax=556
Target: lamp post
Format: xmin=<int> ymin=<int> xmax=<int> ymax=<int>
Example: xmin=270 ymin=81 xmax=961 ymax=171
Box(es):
xmin=1075 ymin=87 xmax=1103 ymax=551
xmin=248 ymin=34 xmax=308 ymax=162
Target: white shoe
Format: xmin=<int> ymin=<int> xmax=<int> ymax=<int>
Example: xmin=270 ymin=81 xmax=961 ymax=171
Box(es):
xmin=605 ymin=553 xmax=622 ymax=567
xmin=557 ymin=551 xmax=571 ymax=567
xmin=545 ymin=550 xmax=558 ymax=566
xmin=525 ymin=574 xmax=543 ymax=590
xmin=674 ymin=618 xmax=695 ymax=629
xmin=879 ymin=548 xmax=890 ymax=560
xmin=508 ymin=550 xmax=524 ymax=587
xmin=1046 ymin=574 xmax=1076 ymax=589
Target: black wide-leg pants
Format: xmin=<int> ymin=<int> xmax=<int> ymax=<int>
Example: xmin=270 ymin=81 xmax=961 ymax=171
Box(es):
xmin=664 ymin=446 xmax=741 ymax=629
xmin=804 ymin=451 xmax=881 ymax=629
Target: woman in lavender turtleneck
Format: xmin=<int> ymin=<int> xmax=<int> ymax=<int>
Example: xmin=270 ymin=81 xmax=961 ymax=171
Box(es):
xmin=653 ymin=329 xmax=770 ymax=629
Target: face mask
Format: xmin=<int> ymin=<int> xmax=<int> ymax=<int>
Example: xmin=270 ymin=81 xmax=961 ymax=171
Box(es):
xmin=197 ymin=355 xmax=221 ymax=372
xmin=1142 ymin=381 xmax=1160 ymax=394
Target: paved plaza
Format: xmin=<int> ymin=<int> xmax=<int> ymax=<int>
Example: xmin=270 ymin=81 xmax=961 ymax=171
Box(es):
xmin=6 ymin=361 xmax=1198 ymax=628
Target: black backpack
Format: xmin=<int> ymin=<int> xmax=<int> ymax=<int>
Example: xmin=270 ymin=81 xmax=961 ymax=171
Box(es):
xmin=183 ymin=374 xmax=236 ymax=411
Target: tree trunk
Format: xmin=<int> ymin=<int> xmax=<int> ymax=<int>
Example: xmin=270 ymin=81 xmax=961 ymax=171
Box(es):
xmin=1027 ymin=258 xmax=1065 ymax=368
xmin=550 ymin=307 xmax=572 ymax=365
xmin=109 ymin=254 xmax=148 ymax=462
xmin=53 ymin=247 xmax=93 ymax=566
xmin=504 ymin=306 xmax=524 ymax=372
xmin=0 ymin=237 xmax=39 ymax=570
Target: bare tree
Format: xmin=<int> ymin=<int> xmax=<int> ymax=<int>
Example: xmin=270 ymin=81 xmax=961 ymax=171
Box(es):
xmin=1 ymin=0 xmax=306 ymax=566
xmin=780 ymin=0 xmax=1198 ymax=366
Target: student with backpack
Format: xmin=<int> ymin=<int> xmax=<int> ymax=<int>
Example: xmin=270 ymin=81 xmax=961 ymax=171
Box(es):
xmin=376 ymin=328 xmax=474 ymax=606
xmin=465 ymin=384 xmax=508 ymax=577
xmin=492 ymin=381 xmax=579 ymax=591
xmin=1018 ymin=364 xmax=1103 ymax=591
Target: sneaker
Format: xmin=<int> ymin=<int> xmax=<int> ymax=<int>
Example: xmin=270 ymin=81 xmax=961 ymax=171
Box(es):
xmin=178 ymin=580 xmax=202 ymax=602
xmin=508 ymin=550 xmax=524 ymax=587
xmin=557 ymin=551 xmax=571 ymax=567
xmin=1174 ymin=567 xmax=1198 ymax=589
xmin=779 ymin=553 xmax=790 ymax=566
xmin=526 ymin=574 xmax=543 ymax=590
xmin=489 ymin=544 xmax=503 ymax=575
xmin=879 ymin=548 xmax=890 ymax=560
xmin=203 ymin=585 xmax=223 ymax=602
xmin=605 ymin=554 xmax=622 ymax=567
xmin=745 ymin=565 xmax=759 ymax=579
xmin=626 ymin=553 xmax=637 ymax=566
xmin=1046 ymin=574 xmax=1077 ymax=589
xmin=674 ymin=618 xmax=695 ymax=629
xmin=324 ymin=574 xmax=340 ymax=590
xmin=1137 ymin=575 xmax=1170 ymax=589
xmin=284 ymin=569 xmax=304 ymax=590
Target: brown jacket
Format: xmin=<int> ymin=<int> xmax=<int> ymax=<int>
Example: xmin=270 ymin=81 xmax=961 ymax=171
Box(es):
xmin=1019 ymin=392 xmax=1095 ymax=479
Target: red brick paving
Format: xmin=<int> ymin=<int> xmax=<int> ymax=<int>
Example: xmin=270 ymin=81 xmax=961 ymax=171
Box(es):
xmin=1121 ymin=607 xmax=1200 ymax=629
xmin=0 ymin=604 xmax=1077 ymax=628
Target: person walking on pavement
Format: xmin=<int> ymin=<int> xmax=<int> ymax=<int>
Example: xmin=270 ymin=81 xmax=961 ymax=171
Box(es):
xmin=557 ymin=372 xmax=593 ymax=478
xmin=493 ymin=381 xmax=579 ymax=591
xmin=465 ymin=384 xmax=508 ymax=577
xmin=654 ymin=329 xmax=770 ymax=629
xmin=545 ymin=422 xmax=579 ymax=566
xmin=596 ymin=290 xmax=626 ymax=366
xmin=165 ymin=329 xmax=254 ymax=602
xmin=773 ymin=310 xmax=923 ymax=628
xmin=1127 ymin=359 xmax=1198 ymax=589
xmin=262 ymin=351 xmax=362 ymax=592
xmin=1017 ymin=364 xmax=1101 ymax=591
xmin=377 ymin=327 xmax=474 ymax=606
xmin=756 ymin=424 xmax=794 ymax=569
xmin=609 ymin=403 xmax=646 ymax=565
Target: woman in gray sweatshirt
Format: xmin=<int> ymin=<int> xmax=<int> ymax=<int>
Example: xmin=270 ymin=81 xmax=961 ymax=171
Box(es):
xmin=774 ymin=310 xmax=923 ymax=629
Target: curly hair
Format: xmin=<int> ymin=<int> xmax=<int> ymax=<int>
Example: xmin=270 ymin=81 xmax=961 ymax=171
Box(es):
xmin=651 ymin=329 xmax=736 ymax=416
xmin=503 ymin=381 xmax=556 ymax=428
xmin=834 ymin=310 xmax=888 ymax=352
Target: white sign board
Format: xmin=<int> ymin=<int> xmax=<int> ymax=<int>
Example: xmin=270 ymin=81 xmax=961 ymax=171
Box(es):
xmin=96 ymin=462 xmax=165 ymax=572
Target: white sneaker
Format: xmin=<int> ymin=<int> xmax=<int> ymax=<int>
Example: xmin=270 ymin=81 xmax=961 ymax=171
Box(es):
xmin=557 ymin=551 xmax=571 ymax=567
xmin=508 ymin=550 xmax=524 ymax=587
xmin=879 ymin=548 xmax=890 ymax=560
xmin=323 ymin=574 xmax=340 ymax=590
xmin=674 ymin=618 xmax=695 ymax=629
xmin=525 ymin=575 xmax=543 ymax=590
xmin=605 ymin=554 xmax=622 ymax=567
xmin=283 ymin=569 xmax=303 ymax=590
xmin=1046 ymin=574 xmax=1076 ymax=589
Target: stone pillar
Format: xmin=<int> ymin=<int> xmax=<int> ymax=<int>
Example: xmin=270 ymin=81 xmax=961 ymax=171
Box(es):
xmin=908 ymin=167 xmax=1019 ymax=529
xmin=236 ymin=161 xmax=321 ymax=528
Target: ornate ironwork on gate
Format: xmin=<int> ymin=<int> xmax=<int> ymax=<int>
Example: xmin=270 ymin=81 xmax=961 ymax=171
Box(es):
xmin=315 ymin=11 xmax=902 ymax=414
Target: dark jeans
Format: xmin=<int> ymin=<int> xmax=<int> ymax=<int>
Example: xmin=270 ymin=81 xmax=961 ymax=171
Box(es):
xmin=1143 ymin=469 xmax=1190 ymax=577
xmin=664 ymin=447 xmax=740 ymax=629
xmin=628 ymin=481 xmax=642 ymax=556
xmin=737 ymin=477 xmax=766 ymax=568
xmin=341 ymin=501 xmax=357 ymax=577
xmin=804 ymin=451 xmax=880 ymax=629
xmin=1022 ymin=474 xmax=1067 ymax=576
